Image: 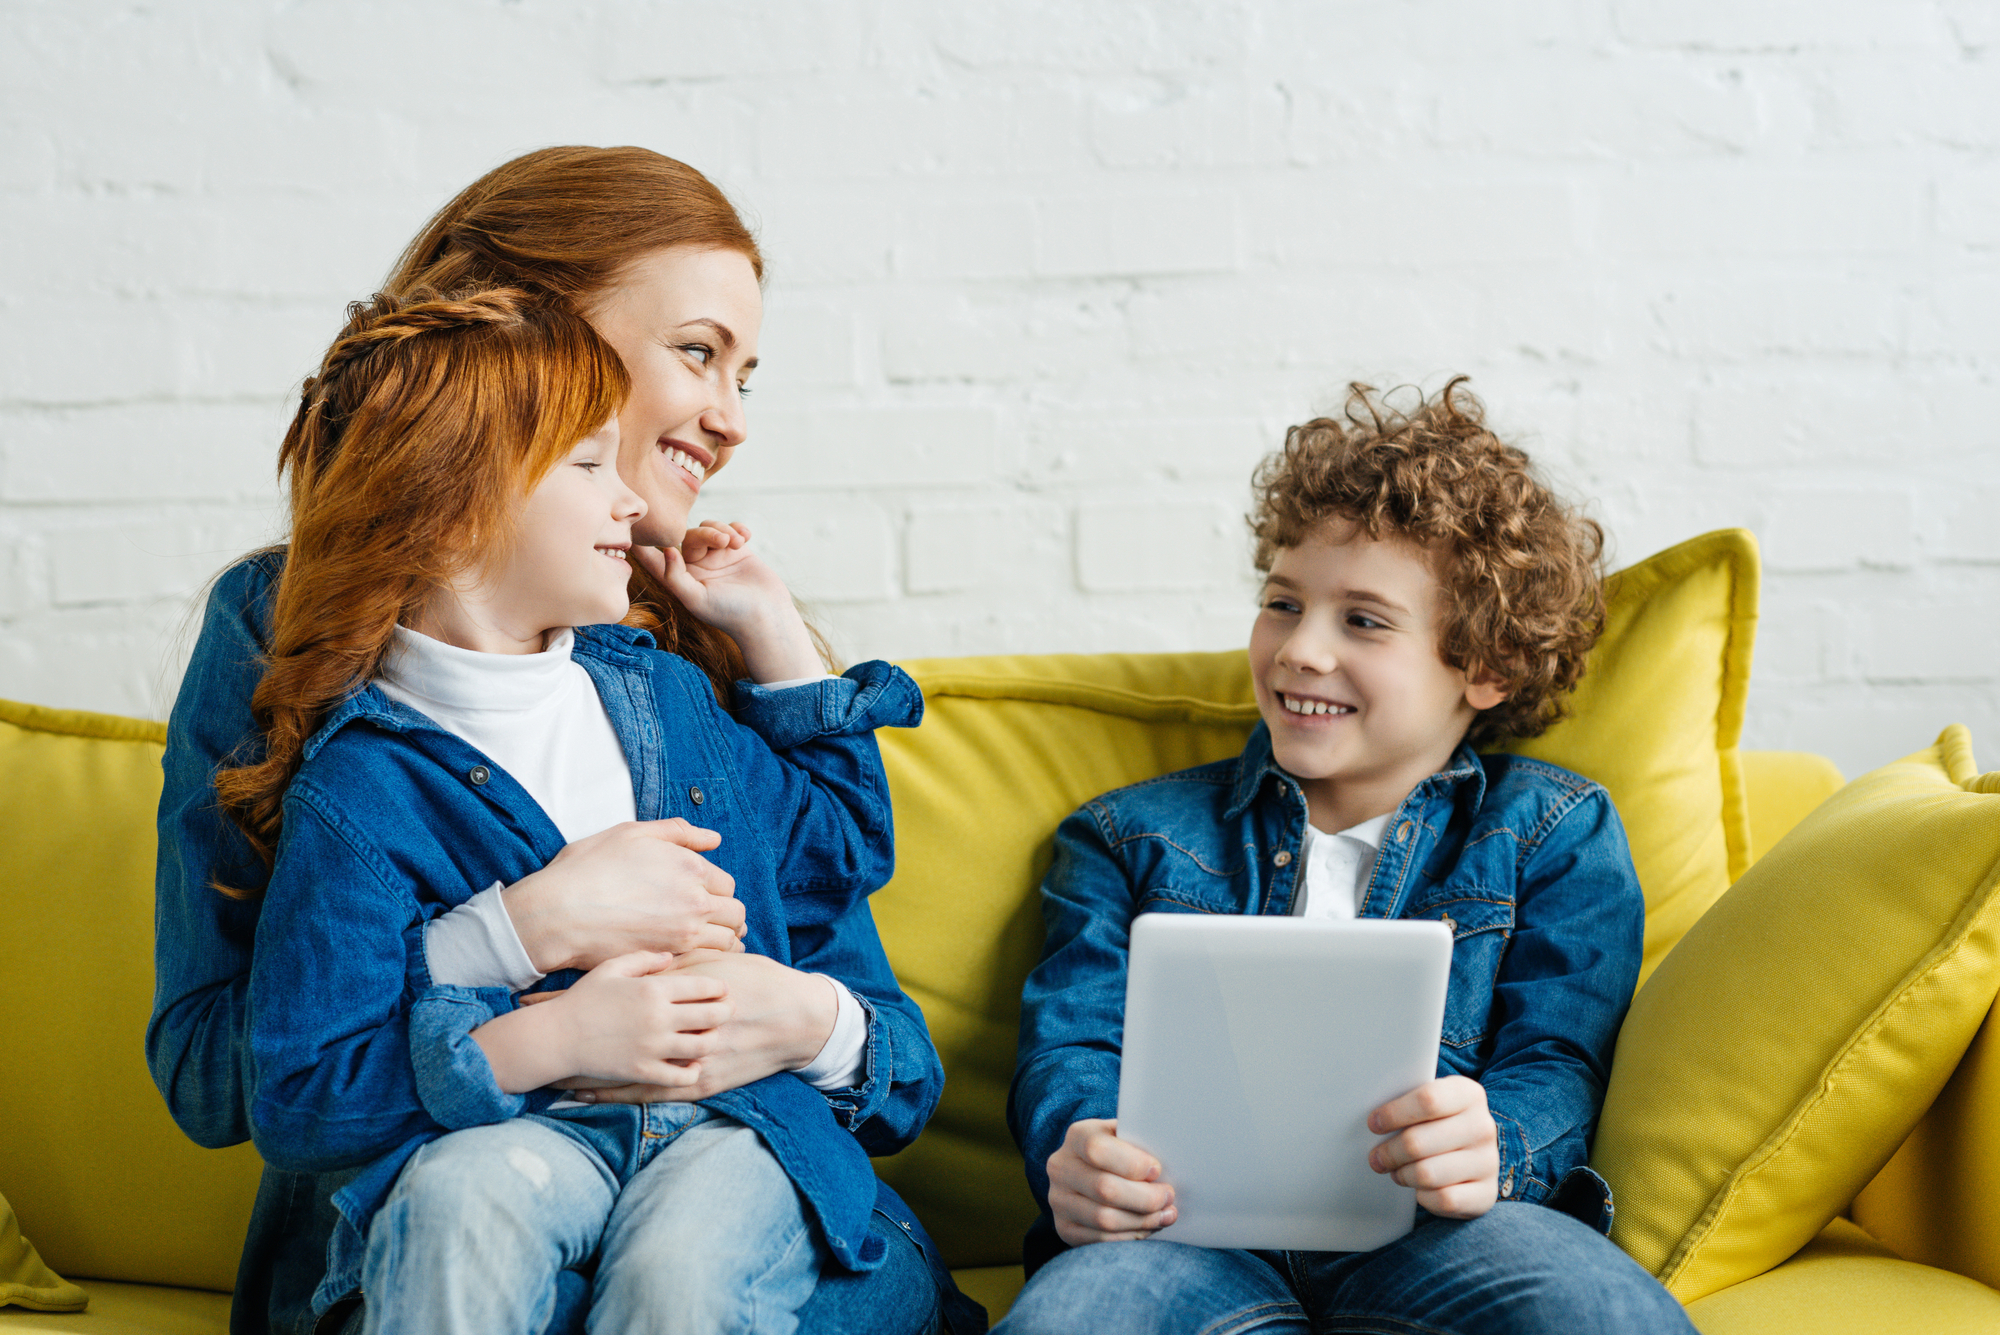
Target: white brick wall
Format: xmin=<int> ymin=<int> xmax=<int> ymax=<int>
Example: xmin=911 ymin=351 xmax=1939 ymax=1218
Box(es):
xmin=4 ymin=0 xmax=1996 ymax=781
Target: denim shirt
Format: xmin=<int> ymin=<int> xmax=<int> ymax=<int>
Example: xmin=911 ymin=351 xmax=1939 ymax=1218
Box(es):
xmin=149 ymin=554 xmax=947 ymax=1327
xmin=1007 ymin=723 xmax=1643 ymax=1264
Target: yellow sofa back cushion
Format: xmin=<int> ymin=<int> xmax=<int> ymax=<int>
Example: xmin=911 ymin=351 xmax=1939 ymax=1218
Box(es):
xmin=1594 ymin=725 xmax=2000 ymax=1303
xmin=870 ymin=529 xmax=1759 ymax=1267
xmin=0 ymin=702 xmax=261 ymax=1294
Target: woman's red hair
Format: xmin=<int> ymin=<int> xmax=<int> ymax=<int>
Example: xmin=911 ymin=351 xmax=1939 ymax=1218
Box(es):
xmin=350 ymin=145 xmax=766 ymax=692
xmin=216 ymin=288 xmax=629 ymax=894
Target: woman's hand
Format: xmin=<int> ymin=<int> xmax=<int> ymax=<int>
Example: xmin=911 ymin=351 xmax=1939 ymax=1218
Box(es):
xmin=501 ymin=819 xmax=746 ymax=974
xmin=1367 ymin=1075 xmax=1500 ymax=1219
xmin=632 ymin=521 xmax=823 ymax=684
xmin=1046 ymin=1118 xmax=1177 ymax=1246
xmin=550 ymin=949 xmax=838 ymax=1104
xmin=472 ymin=951 xmax=733 ymax=1093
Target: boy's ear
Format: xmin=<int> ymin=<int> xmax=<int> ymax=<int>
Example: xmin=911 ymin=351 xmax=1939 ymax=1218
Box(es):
xmin=1464 ymin=664 xmax=1511 ymax=712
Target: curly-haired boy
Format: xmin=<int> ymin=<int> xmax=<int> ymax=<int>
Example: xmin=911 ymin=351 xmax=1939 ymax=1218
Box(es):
xmin=999 ymin=380 xmax=1695 ymax=1334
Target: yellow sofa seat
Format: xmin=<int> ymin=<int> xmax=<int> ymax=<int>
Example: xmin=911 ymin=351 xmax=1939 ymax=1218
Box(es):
xmin=1 ymin=674 xmax=1993 ymax=1331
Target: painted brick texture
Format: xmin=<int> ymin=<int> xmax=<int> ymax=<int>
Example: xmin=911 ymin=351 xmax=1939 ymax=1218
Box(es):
xmin=3 ymin=0 xmax=1996 ymax=780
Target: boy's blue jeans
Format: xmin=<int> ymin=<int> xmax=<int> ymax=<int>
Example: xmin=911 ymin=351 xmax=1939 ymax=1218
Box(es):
xmin=356 ymin=1103 xmax=825 ymax=1335
xmin=994 ymin=1204 xmax=1696 ymax=1335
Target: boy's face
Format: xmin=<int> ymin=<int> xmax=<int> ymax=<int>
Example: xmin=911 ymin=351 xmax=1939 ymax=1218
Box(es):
xmin=1249 ymin=521 xmax=1507 ymax=830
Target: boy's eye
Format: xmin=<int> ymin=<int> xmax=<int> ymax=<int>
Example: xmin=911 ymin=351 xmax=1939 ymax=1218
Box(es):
xmin=1262 ymin=597 xmax=1301 ymax=614
xmin=1347 ymin=612 xmax=1387 ymax=630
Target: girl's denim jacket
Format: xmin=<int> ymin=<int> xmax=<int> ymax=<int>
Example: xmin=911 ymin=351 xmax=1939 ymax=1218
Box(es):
xmin=149 ymin=554 xmax=947 ymax=1325
xmin=1008 ymin=723 xmax=1644 ymax=1268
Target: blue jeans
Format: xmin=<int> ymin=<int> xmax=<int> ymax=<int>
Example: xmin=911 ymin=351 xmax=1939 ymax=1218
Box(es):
xmin=995 ymin=1204 xmax=1695 ymax=1335
xmin=357 ymin=1104 xmax=823 ymax=1335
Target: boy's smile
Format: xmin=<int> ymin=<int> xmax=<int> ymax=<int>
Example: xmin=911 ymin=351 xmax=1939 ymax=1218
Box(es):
xmin=1250 ymin=521 xmax=1508 ymax=832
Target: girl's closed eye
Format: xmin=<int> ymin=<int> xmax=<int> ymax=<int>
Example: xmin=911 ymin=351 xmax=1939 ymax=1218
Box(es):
xmin=1347 ymin=611 xmax=1389 ymax=631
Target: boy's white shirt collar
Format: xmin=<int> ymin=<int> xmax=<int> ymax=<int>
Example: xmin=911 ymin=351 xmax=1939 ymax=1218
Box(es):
xmin=1309 ymin=812 xmax=1392 ymax=847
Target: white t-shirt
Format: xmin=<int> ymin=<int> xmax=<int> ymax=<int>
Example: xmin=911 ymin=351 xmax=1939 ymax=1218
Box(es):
xmin=1291 ymin=813 xmax=1392 ymax=919
xmin=384 ymin=626 xmax=866 ymax=1090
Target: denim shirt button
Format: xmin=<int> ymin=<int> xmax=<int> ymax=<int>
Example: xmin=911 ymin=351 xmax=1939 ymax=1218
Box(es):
xmin=1272 ymin=849 xmax=1292 ymax=867
xmin=467 ymin=765 xmax=490 ymax=786
xmin=1395 ymin=820 xmax=1413 ymax=842
xmin=689 ymin=786 xmax=706 ymax=805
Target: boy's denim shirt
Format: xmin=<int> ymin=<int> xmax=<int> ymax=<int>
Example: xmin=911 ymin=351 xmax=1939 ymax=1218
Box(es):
xmin=1008 ymin=722 xmax=1644 ymax=1269
xmin=150 ymin=554 xmax=951 ymax=1326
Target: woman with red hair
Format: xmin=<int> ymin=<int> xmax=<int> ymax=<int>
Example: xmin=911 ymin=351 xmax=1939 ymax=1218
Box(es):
xmin=150 ymin=148 xmax=979 ymax=1335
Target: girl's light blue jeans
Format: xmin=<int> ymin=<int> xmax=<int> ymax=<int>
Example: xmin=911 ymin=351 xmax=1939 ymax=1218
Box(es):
xmin=356 ymin=1103 xmax=825 ymax=1335
xmin=994 ymin=1202 xmax=1696 ymax=1335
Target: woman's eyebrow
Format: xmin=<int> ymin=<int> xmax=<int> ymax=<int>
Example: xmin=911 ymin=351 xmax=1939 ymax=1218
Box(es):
xmin=677 ymin=318 xmax=736 ymax=348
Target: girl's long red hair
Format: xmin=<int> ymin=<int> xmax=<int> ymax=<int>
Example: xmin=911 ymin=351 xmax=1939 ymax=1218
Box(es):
xmin=215 ymin=288 xmax=629 ymax=895
xmin=367 ymin=145 xmax=766 ymax=691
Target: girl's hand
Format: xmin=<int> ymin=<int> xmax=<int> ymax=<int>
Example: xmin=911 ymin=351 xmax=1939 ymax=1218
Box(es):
xmin=549 ymin=949 xmax=837 ymax=1105
xmin=501 ymin=818 xmax=746 ymax=973
xmin=1367 ymin=1075 xmax=1500 ymax=1219
xmin=471 ymin=951 xmax=733 ymax=1093
xmin=1046 ymin=1118 xmax=1177 ymax=1245
xmin=633 ymin=521 xmax=823 ymax=683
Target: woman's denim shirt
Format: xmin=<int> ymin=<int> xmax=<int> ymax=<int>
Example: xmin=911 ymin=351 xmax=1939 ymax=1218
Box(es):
xmin=149 ymin=555 xmax=945 ymax=1323
xmin=1008 ymin=723 xmax=1644 ymax=1261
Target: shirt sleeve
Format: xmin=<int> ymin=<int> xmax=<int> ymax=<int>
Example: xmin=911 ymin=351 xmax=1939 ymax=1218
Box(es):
xmin=421 ymin=883 xmax=545 ymax=992
xmin=147 ymin=555 xmax=280 ymax=1149
xmin=1008 ymin=803 xmax=1132 ymax=1213
xmin=1479 ymin=787 xmax=1644 ymax=1205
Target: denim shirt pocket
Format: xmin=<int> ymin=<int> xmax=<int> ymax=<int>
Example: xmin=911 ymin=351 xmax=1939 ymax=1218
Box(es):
xmin=1402 ymin=886 xmax=1513 ymax=1049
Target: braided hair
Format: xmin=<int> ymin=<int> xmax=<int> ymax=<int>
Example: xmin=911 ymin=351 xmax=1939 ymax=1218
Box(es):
xmin=216 ymin=288 xmax=629 ymax=895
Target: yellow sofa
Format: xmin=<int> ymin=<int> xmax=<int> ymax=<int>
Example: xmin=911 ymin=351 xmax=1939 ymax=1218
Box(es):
xmin=4 ymin=533 xmax=1998 ymax=1332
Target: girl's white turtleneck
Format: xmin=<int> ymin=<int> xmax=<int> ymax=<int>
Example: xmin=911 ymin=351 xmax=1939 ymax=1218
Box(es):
xmin=377 ymin=626 xmax=637 ymax=845
xmin=386 ymin=624 xmax=866 ymax=1091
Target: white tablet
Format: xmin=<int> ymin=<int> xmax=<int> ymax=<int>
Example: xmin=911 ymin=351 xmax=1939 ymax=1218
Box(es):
xmin=1116 ymin=913 xmax=1453 ymax=1253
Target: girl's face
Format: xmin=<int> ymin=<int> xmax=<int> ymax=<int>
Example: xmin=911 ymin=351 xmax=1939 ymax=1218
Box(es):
xmin=587 ymin=246 xmax=763 ymax=549
xmin=435 ymin=417 xmax=647 ymax=653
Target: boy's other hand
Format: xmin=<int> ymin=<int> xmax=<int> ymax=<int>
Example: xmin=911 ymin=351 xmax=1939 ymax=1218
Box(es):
xmin=1047 ymin=1118 xmax=1178 ymax=1245
xmin=1366 ymin=1075 xmax=1499 ymax=1219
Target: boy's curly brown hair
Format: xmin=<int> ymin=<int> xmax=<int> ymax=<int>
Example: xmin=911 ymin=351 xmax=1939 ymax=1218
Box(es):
xmin=1249 ymin=377 xmax=1606 ymax=748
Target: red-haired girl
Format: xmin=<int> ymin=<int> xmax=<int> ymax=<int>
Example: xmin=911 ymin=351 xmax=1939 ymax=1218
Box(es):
xmin=150 ymin=149 xmax=978 ymax=1335
xmin=218 ymin=286 xmax=929 ymax=1335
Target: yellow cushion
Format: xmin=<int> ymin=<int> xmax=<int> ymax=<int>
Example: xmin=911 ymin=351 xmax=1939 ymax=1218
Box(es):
xmin=1739 ymin=750 xmax=1845 ymax=866
xmin=871 ymin=529 xmax=1760 ymax=1266
xmin=0 ymin=701 xmax=262 ymax=1294
xmin=0 ymin=1191 xmax=85 ymax=1313
xmin=1684 ymin=1219 xmax=2000 ymax=1334
xmin=1593 ymin=725 xmax=2000 ymax=1303
xmin=1850 ymin=991 xmax=2000 ymax=1291
xmin=1506 ymin=528 xmax=1757 ymax=983
xmin=0 ymin=1280 xmax=229 ymax=1333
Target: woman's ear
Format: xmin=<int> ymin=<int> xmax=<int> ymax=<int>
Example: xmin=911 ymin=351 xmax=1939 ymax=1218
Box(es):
xmin=1464 ymin=665 xmax=1511 ymax=712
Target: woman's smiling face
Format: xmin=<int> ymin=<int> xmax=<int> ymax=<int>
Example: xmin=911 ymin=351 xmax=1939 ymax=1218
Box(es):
xmin=587 ymin=245 xmax=763 ymax=549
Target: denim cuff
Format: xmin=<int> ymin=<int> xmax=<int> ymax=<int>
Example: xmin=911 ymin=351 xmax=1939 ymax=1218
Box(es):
xmin=730 ymin=661 xmax=923 ymax=749
xmin=1548 ymin=1165 xmax=1616 ymax=1235
xmin=408 ymin=986 xmax=527 ymax=1129
xmin=815 ymin=992 xmax=882 ymax=1128
xmin=1492 ymin=1110 xmax=1539 ymax=1203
